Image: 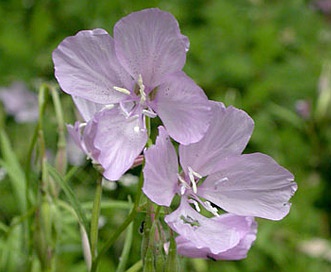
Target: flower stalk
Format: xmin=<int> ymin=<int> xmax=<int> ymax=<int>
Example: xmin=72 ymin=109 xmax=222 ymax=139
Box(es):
xmin=90 ymin=176 xmax=103 ymax=261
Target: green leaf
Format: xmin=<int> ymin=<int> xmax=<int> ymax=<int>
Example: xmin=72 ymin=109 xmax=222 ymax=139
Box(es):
xmin=0 ymin=130 xmax=27 ymax=214
xmin=47 ymin=163 xmax=90 ymax=233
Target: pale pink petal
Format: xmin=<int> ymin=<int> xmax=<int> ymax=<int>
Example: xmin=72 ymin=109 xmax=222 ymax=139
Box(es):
xmin=53 ymin=29 xmax=133 ymax=104
xmin=114 ymin=8 xmax=188 ymax=88
xmin=67 ymin=122 xmax=86 ymax=153
xmin=165 ymin=199 xmax=242 ymax=254
xmin=176 ymin=216 xmax=257 ymax=260
xmin=142 ymin=126 xmax=178 ymax=206
xmin=198 ymin=153 xmax=297 ymax=220
xmin=153 ymin=72 xmax=211 ymax=145
xmin=179 ymin=102 xmax=254 ymax=176
xmin=72 ymin=96 xmax=106 ymax=121
xmin=82 ymin=119 xmax=101 ymax=162
xmin=87 ymin=107 xmax=147 ymax=181
xmin=0 ymin=82 xmax=39 ymax=123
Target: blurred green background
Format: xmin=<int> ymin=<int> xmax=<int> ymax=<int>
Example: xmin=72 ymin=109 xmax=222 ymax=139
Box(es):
xmin=1 ymin=0 xmax=331 ymax=271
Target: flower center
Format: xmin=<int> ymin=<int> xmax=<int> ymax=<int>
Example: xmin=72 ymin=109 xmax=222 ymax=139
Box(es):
xmin=178 ymin=166 xmax=201 ymax=195
xmin=178 ymin=166 xmax=219 ymax=217
xmin=113 ymin=74 xmax=157 ymax=118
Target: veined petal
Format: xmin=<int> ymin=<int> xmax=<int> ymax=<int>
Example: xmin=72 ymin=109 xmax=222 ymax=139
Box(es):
xmin=67 ymin=122 xmax=87 ymax=155
xmin=175 ymin=216 xmax=257 ymax=260
xmin=88 ymin=107 xmax=147 ymax=181
xmin=142 ymin=126 xmax=178 ymax=206
xmin=165 ymin=199 xmax=242 ymax=254
xmin=72 ymin=96 xmax=106 ymax=122
xmin=179 ymin=102 xmax=254 ymax=176
xmin=114 ymin=8 xmax=189 ymax=87
xmin=53 ymin=29 xmax=133 ymax=104
xmin=154 ymin=72 xmax=211 ymax=145
xmin=198 ymin=153 xmax=297 ymax=220
xmin=82 ymin=118 xmax=101 ymax=162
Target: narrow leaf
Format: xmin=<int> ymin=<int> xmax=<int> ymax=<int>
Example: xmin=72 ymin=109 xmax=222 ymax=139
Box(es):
xmin=0 ymin=130 xmax=27 ymax=214
xmin=47 ymin=163 xmax=89 ymax=233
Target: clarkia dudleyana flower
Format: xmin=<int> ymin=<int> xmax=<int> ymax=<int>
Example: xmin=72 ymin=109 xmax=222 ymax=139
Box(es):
xmin=53 ymin=8 xmax=211 ymax=180
xmin=143 ymin=101 xmax=297 ymax=259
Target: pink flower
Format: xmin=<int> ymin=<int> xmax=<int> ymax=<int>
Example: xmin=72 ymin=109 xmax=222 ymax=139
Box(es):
xmin=0 ymin=82 xmax=38 ymax=123
xmin=53 ymin=9 xmax=211 ymax=180
xmin=143 ymin=101 xmax=297 ymax=258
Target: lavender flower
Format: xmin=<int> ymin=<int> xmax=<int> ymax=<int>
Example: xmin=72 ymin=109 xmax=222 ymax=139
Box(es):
xmin=143 ymin=102 xmax=297 ymax=259
xmin=173 ymin=210 xmax=257 ymax=260
xmin=67 ymin=102 xmax=147 ymax=180
xmin=53 ymin=8 xmax=211 ymax=180
xmin=0 ymin=82 xmax=38 ymax=123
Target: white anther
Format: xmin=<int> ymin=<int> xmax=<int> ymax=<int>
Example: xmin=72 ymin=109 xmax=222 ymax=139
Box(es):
xmin=180 ymin=185 xmax=186 ymax=195
xmin=113 ymin=86 xmax=131 ymax=95
xmin=190 ymin=176 xmax=198 ymax=194
xmin=188 ymin=166 xmax=203 ymax=179
xmin=137 ymin=74 xmax=146 ymax=103
xmin=204 ymin=201 xmax=219 ymax=217
xmin=178 ymin=173 xmax=189 ymax=195
xmin=188 ymin=199 xmax=200 ymax=212
xmin=102 ymin=104 xmax=115 ymax=111
xmin=79 ymin=123 xmax=87 ymax=129
xmin=188 ymin=167 xmax=202 ymax=194
xmin=177 ymin=173 xmax=187 ymax=185
xmin=142 ymin=109 xmax=157 ymax=118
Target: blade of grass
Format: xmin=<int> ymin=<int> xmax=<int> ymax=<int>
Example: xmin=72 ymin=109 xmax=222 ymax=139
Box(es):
xmin=0 ymin=130 xmax=27 ymax=214
xmin=125 ymin=260 xmax=143 ymax=272
xmin=47 ymin=163 xmax=89 ymax=234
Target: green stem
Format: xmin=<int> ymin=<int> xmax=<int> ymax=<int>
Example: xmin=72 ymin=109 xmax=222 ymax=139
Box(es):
xmin=51 ymin=86 xmax=67 ymax=177
xmin=90 ymin=171 xmax=144 ymax=272
xmin=125 ymin=260 xmax=143 ymax=272
xmin=90 ymin=176 xmax=103 ymax=260
xmin=116 ymin=198 xmax=134 ymax=272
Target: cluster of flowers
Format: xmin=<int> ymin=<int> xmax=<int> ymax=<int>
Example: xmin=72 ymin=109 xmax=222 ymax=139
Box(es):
xmin=52 ymin=8 xmax=297 ymax=260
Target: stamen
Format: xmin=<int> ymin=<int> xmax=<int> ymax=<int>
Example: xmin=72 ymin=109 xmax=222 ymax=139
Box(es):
xmin=177 ymin=173 xmax=189 ymax=195
xmin=188 ymin=199 xmax=200 ymax=212
xmin=180 ymin=185 xmax=186 ymax=195
xmin=101 ymin=104 xmax=115 ymax=111
xmin=113 ymin=86 xmax=131 ymax=95
xmin=203 ymin=201 xmax=219 ymax=216
xmin=79 ymin=123 xmax=87 ymax=129
xmin=119 ymin=102 xmax=130 ymax=117
xmin=188 ymin=166 xmax=202 ymax=194
xmin=190 ymin=174 xmax=198 ymax=194
xmin=177 ymin=173 xmax=187 ymax=185
xmin=142 ymin=108 xmax=157 ymax=118
xmin=137 ymin=74 xmax=146 ymax=103
xmin=188 ymin=166 xmax=203 ymax=179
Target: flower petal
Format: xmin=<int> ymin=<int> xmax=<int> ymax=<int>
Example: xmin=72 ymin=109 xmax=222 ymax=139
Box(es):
xmin=67 ymin=122 xmax=87 ymax=154
xmin=179 ymin=102 xmax=254 ymax=176
xmin=142 ymin=126 xmax=178 ymax=206
xmin=175 ymin=216 xmax=257 ymax=260
xmin=72 ymin=96 xmax=106 ymax=121
xmin=198 ymin=153 xmax=297 ymax=220
xmin=165 ymin=199 xmax=243 ymax=254
xmin=153 ymin=72 xmax=211 ymax=145
xmin=86 ymin=107 xmax=147 ymax=181
xmin=0 ymin=82 xmax=39 ymax=123
xmin=53 ymin=29 xmax=133 ymax=104
xmin=114 ymin=8 xmax=189 ymax=87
